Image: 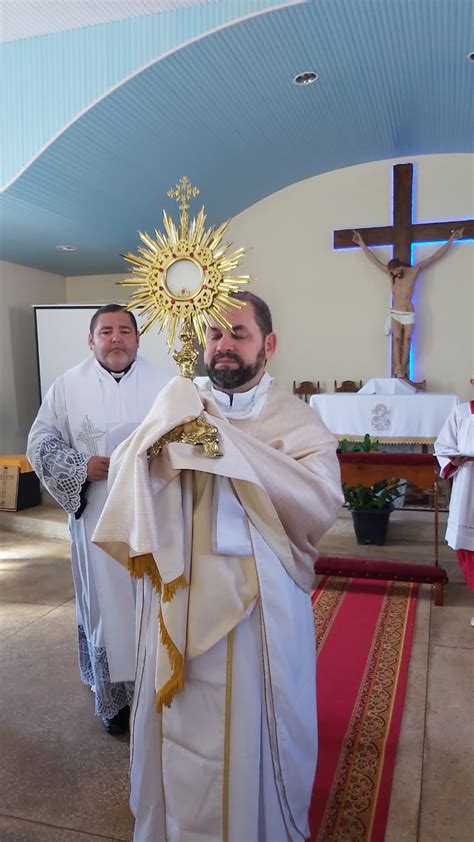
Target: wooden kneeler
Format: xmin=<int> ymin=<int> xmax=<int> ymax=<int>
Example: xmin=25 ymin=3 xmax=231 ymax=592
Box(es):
xmin=315 ymin=556 xmax=448 ymax=606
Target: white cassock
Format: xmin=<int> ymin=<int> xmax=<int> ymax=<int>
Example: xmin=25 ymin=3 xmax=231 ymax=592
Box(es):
xmin=27 ymin=355 xmax=169 ymax=718
xmin=93 ymin=374 xmax=343 ymax=840
xmin=435 ymin=401 xmax=474 ymax=551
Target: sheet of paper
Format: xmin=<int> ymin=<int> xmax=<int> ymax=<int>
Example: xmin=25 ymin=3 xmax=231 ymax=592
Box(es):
xmin=105 ymin=422 xmax=139 ymax=455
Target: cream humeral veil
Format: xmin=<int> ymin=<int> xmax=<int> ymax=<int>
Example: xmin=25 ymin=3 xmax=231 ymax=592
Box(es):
xmin=93 ymin=375 xmax=298 ymax=712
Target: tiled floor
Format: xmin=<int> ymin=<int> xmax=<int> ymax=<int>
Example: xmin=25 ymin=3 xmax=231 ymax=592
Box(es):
xmin=0 ymin=502 xmax=473 ymax=841
xmin=0 ymin=523 xmax=133 ymax=842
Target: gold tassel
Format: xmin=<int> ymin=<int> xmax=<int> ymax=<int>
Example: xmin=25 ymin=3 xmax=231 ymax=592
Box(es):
xmin=129 ymin=560 xmax=188 ymax=711
xmin=127 ymin=553 xmax=162 ymax=593
xmin=161 ymin=574 xmax=189 ymax=603
xmin=155 ymin=609 xmax=185 ymax=713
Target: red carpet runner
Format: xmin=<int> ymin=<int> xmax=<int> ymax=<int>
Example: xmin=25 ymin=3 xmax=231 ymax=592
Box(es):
xmin=309 ymin=577 xmax=419 ymax=842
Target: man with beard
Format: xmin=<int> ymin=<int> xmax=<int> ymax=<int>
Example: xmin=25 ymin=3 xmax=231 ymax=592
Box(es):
xmin=93 ymin=291 xmax=343 ymax=841
xmin=200 ymin=289 xmax=276 ymax=394
xmin=352 ymin=228 xmax=463 ymax=377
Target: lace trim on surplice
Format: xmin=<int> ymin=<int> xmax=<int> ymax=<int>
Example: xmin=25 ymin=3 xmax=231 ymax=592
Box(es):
xmin=77 ymin=625 xmax=134 ymax=718
xmin=32 ymin=435 xmax=88 ymax=514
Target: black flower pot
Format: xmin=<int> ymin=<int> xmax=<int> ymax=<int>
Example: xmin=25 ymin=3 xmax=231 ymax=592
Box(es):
xmin=350 ymin=505 xmax=393 ymax=545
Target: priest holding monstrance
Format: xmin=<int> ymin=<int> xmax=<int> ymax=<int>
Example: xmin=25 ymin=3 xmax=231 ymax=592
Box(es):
xmin=93 ymin=178 xmax=343 ymax=841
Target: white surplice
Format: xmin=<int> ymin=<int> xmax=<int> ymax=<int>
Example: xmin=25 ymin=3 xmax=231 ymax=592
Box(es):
xmin=27 ymin=355 xmax=170 ymax=708
xmin=435 ymin=401 xmax=474 ymax=551
xmin=93 ymin=374 xmax=343 ymax=840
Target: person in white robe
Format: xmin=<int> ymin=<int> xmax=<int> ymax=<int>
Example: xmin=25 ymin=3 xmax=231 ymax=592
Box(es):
xmin=27 ymin=305 xmax=170 ymax=733
xmin=93 ymin=292 xmax=343 ymax=839
xmin=435 ymin=397 xmax=474 ymax=624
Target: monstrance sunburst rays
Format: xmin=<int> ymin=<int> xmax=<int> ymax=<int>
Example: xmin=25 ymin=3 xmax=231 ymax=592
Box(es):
xmin=120 ymin=177 xmax=250 ymax=357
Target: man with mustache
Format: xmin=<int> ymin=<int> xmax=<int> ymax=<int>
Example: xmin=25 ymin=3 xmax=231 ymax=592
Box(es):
xmin=203 ymin=291 xmax=276 ymax=392
xmin=352 ymin=228 xmax=463 ymax=378
xmin=27 ymin=304 xmax=170 ymax=734
xmin=93 ymin=291 xmax=343 ymax=841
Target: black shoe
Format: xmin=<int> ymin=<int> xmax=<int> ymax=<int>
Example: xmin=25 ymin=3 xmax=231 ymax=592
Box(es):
xmin=100 ymin=705 xmax=130 ymax=735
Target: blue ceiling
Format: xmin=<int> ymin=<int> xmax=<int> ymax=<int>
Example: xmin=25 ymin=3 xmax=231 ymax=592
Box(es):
xmin=1 ymin=0 xmax=473 ymax=276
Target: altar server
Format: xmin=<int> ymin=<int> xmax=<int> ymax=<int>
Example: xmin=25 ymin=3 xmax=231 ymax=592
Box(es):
xmin=93 ymin=292 xmax=343 ymax=840
xmin=27 ymin=304 xmax=170 ymax=733
xmin=435 ymin=397 xmax=474 ymax=624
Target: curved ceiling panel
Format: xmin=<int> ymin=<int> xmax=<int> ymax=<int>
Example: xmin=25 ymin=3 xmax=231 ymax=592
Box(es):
xmin=1 ymin=0 xmax=473 ymax=275
xmin=2 ymin=1 xmax=218 ymax=43
xmin=1 ymin=0 xmax=300 ymax=185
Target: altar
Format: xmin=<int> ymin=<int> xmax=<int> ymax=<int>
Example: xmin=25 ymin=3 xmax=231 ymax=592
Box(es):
xmin=309 ymin=388 xmax=459 ymax=443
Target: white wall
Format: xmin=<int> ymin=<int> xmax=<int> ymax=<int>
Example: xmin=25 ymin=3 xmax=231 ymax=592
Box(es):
xmin=0 ymin=260 xmax=66 ymax=453
xmin=65 ymin=275 xmax=128 ymax=305
xmin=66 ymin=155 xmax=473 ymax=401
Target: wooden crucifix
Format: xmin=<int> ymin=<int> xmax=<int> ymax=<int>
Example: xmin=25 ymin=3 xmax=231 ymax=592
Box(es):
xmin=333 ymin=163 xmax=473 ymax=262
xmin=334 ymin=163 xmax=473 ymax=379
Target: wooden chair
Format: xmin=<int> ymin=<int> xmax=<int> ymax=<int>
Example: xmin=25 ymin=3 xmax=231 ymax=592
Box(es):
xmin=334 ymin=379 xmax=363 ymax=393
xmin=292 ymin=380 xmax=320 ymax=402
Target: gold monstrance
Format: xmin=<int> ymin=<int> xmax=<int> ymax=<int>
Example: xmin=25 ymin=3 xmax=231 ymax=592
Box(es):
xmin=121 ymin=176 xmax=249 ymax=372
xmin=120 ymin=177 xmax=250 ymax=457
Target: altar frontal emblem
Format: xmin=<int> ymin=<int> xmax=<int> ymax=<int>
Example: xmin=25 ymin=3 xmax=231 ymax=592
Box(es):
xmin=371 ymin=403 xmax=392 ymax=432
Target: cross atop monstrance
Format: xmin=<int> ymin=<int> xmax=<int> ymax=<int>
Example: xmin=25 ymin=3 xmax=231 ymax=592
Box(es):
xmin=166 ymin=176 xmax=200 ymax=245
xmin=333 ymin=163 xmax=473 ymax=262
xmin=167 ymin=176 xmax=200 ymax=212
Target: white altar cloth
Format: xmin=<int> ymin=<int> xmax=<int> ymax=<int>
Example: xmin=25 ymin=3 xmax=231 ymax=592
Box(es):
xmin=358 ymin=378 xmax=416 ymax=395
xmin=309 ymin=392 xmax=460 ymax=443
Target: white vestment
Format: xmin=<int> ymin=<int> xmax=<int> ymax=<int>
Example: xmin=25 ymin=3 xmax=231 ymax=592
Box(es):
xmin=435 ymin=401 xmax=474 ymax=550
xmin=27 ymin=355 xmax=169 ymax=715
xmin=93 ymin=374 xmax=343 ymax=840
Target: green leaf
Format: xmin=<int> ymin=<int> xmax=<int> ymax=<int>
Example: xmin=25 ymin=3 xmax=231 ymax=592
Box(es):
xmin=339 ymin=434 xmax=382 ymax=452
xmin=342 ymin=478 xmax=402 ymax=509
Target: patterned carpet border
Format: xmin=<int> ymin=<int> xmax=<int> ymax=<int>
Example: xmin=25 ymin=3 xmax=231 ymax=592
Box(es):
xmin=311 ymin=577 xmax=418 ymax=842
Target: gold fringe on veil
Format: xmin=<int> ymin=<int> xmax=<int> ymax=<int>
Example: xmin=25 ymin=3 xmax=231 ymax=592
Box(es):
xmin=128 ymin=553 xmax=188 ymax=711
xmin=156 ymin=609 xmax=185 ymax=713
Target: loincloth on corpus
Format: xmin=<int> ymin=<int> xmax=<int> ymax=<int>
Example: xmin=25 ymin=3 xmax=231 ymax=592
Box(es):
xmin=385 ymin=309 xmax=416 ymax=336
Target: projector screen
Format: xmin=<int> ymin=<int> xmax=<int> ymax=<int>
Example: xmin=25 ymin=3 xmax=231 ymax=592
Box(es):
xmin=34 ymin=305 xmax=184 ymax=399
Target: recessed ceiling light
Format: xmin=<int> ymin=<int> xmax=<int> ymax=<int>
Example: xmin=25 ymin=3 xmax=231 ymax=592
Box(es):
xmin=293 ymin=70 xmax=319 ymax=86
xmin=55 ymin=244 xmax=77 ymax=251
xmin=467 ymin=51 xmax=474 ymax=62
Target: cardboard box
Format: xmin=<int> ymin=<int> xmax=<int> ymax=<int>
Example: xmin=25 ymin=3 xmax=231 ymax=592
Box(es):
xmin=0 ymin=458 xmax=41 ymax=512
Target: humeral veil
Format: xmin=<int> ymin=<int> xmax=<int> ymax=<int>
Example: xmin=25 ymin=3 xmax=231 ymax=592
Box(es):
xmin=93 ymin=374 xmax=343 ymax=842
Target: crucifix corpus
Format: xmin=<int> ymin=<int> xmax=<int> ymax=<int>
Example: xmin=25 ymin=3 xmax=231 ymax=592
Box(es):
xmin=334 ymin=163 xmax=473 ymax=379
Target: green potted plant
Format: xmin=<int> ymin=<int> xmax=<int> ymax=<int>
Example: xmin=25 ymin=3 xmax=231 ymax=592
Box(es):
xmin=339 ymin=434 xmax=408 ymax=507
xmin=339 ymin=433 xmax=381 ymax=452
xmin=342 ymin=478 xmax=402 ymax=545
